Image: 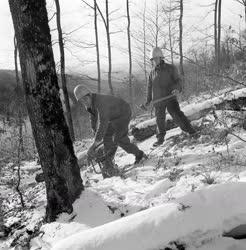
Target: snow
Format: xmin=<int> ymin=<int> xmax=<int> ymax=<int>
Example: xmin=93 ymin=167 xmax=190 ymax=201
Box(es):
xmin=52 ymin=182 xmax=246 ymax=250
xmin=2 ymin=88 xmax=246 ymax=250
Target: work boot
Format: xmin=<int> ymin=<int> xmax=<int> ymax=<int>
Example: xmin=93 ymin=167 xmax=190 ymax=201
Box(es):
xmin=101 ymin=161 xmax=120 ymax=178
xmin=189 ymin=131 xmax=200 ymax=139
xmin=152 ymin=138 xmax=164 ymax=147
xmin=134 ymin=150 xmax=147 ymax=164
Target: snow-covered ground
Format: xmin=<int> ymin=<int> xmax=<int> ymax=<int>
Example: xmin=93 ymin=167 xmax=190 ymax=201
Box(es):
xmin=1 ymin=89 xmax=246 ymax=250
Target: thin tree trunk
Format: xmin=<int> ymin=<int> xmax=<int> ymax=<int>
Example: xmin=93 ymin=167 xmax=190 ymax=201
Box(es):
xmin=14 ymin=35 xmax=25 ymax=208
xmin=126 ymin=0 xmax=133 ymax=108
xmin=9 ymin=0 xmax=83 ymax=222
xmin=94 ymin=0 xmax=101 ymax=93
xmin=143 ymin=0 xmax=147 ymax=85
xmin=155 ymin=1 xmax=159 ymax=47
xmin=96 ymin=2 xmax=113 ymax=94
xmin=179 ymin=0 xmax=184 ymax=79
xmin=214 ymin=0 xmax=218 ymax=69
xmin=168 ymin=2 xmax=174 ymax=64
xmin=14 ymin=36 xmax=20 ymax=86
xmin=105 ymin=0 xmax=114 ymax=95
xmin=54 ymin=0 xmax=75 ymax=141
xmin=245 ymin=4 xmax=246 ymax=26
xmin=218 ymin=0 xmax=222 ymax=68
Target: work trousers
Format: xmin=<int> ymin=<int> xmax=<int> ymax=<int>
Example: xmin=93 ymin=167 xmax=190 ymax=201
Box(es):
xmin=155 ymin=98 xmax=195 ymax=140
xmin=102 ymin=114 xmax=142 ymax=177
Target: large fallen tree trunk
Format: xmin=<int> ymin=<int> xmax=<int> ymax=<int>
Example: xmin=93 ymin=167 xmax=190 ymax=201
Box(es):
xmin=131 ymin=88 xmax=246 ymax=141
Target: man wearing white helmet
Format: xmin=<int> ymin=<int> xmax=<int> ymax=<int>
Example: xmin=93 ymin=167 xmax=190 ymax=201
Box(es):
xmin=145 ymin=47 xmax=196 ymax=147
xmin=74 ymin=84 xmax=146 ymax=177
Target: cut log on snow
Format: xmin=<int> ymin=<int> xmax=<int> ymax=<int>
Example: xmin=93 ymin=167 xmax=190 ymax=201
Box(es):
xmin=131 ymin=88 xmax=246 ymax=141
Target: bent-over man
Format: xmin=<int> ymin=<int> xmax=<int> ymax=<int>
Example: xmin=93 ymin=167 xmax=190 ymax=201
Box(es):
xmin=74 ymin=85 xmax=146 ymax=178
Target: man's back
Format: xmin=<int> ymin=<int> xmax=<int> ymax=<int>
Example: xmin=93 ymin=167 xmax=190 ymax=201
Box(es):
xmin=93 ymin=93 xmax=131 ymax=121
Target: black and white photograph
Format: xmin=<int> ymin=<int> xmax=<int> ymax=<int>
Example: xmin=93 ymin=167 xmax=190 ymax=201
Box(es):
xmin=1 ymin=0 xmax=246 ymax=249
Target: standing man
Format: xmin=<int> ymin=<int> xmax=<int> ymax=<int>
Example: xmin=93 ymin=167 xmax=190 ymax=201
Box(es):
xmin=74 ymin=85 xmax=146 ymax=178
xmin=145 ymin=47 xmax=196 ymax=147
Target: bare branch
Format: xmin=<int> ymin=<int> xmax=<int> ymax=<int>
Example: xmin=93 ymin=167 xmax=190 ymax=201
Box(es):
xmin=48 ymin=12 xmax=56 ymax=22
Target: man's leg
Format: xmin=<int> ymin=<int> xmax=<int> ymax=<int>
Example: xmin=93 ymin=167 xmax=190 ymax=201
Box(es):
xmin=112 ymin=117 xmax=144 ymax=162
xmin=167 ymin=98 xmax=196 ymax=134
xmin=101 ymin=124 xmax=118 ymax=178
xmin=154 ymin=104 xmax=166 ymax=146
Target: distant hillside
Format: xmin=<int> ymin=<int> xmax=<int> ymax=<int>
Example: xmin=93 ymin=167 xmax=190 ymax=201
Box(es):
xmin=0 ymin=68 xmax=144 ymax=113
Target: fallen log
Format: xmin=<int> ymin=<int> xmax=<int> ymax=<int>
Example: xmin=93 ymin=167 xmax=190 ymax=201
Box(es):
xmin=131 ymin=88 xmax=246 ymax=141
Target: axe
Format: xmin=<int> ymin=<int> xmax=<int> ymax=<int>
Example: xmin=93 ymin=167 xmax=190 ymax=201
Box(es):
xmin=140 ymin=94 xmax=176 ymax=111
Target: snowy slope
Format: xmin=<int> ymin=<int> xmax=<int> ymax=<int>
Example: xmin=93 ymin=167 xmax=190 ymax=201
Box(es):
xmin=51 ymin=183 xmax=246 ymax=250
xmin=2 ymin=89 xmax=246 ymax=250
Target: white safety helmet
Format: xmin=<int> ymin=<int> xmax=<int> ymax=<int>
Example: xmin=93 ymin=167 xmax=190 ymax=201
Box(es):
xmin=74 ymin=84 xmax=92 ymax=101
xmin=150 ymin=47 xmax=164 ymax=60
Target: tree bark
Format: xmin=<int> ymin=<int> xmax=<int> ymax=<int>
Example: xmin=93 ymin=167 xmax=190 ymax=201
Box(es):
xmin=14 ymin=36 xmax=20 ymax=87
xmin=9 ymin=0 xmax=83 ymax=222
xmin=54 ymin=0 xmax=75 ymax=142
xmin=245 ymin=3 xmax=246 ymax=25
xmin=217 ymin=0 xmax=222 ymax=68
xmin=126 ymin=0 xmax=133 ymax=108
xmin=105 ymin=0 xmax=114 ymax=95
xmin=168 ymin=1 xmax=174 ymax=64
xmin=179 ymin=0 xmax=184 ymax=80
xmin=214 ymin=0 xmax=218 ymax=69
xmin=96 ymin=1 xmax=114 ymax=95
xmin=94 ymin=0 xmax=101 ymax=93
xmin=143 ymin=0 xmax=148 ymax=85
xmin=155 ymin=1 xmax=159 ymax=47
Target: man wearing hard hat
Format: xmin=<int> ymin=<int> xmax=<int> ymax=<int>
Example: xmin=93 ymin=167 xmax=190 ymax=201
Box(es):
xmin=145 ymin=47 xmax=196 ymax=147
xmin=74 ymin=85 xmax=146 ymax=177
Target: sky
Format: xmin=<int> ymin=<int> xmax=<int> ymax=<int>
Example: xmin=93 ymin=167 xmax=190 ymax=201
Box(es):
xmin=0 ymin=0 xmax=244 ymax=77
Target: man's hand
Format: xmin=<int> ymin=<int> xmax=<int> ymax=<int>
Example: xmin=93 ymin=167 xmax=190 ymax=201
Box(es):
xmin=145 ymin=101 xmax=151 ymax=107
xmin=140 ymin=104 xmax=148 ymax=111
xmin=87 ymin=143 xmax=96 ymax=162
xmin=171 ymin=89 xmax=180 ymax=97
xmin=87 ymin=140 xmax=102 ymax=163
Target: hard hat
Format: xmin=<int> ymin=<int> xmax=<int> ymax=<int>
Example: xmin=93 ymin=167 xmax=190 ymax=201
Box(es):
xmin=74 ymin=84 xmax=92 ymax=101
xmin=150 ymin=47 xmax=163 ymax=60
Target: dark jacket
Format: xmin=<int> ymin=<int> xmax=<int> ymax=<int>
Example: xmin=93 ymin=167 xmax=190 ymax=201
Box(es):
xmin=87 ymin=93 xmax=131 ymax=142
xmin=147 ymin=60 xmax=182 ymax=105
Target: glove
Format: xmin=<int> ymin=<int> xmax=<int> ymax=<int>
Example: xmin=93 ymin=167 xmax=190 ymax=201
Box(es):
xmin=87 ymin=140 xmax=101 ymax=162
xmin=171 ymin=89 xmax=180 ymax=96
xmin=140 ymin=104 xmax=148 ymax=111
xmin=87 ymin=144 xmax=96 ymax=162
xmin=145 ymin=101 xmax=151 ymax=107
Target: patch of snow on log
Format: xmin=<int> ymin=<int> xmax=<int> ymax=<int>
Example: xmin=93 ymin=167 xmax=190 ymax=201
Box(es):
xmin=136 ymin=88 xmax=246 ymax=130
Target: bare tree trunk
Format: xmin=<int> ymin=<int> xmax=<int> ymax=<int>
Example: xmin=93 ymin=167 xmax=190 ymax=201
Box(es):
xmin=179 ymin=0 xmax=184 ymax=80
xmin=126 ymin=0 xmax=133 ymax=108
xmin=54 ymin=0 xmax=75 ymax=142
xmin=105 ymin=0 xmax=113 ymax=95
xmin=9 ymin=0 xmax=83 ymax=222
xmin=155 ymin=1 xmax=159 ymax=47
xmin=14 ymin=35 xmax=25 ymax=208
xmin=217 ymin=0 xmax=222 ymax=69
xmin=168 ymin=1 xmax=174 ymax=64
xmin=14 ymin=36 xmax=20 ymax=86
xmin=214 ymin=0 xmax=218 ymax=69
xmin=245 ymin=4 xmax=246 ymax=25
xmin=143 ymin=0 xmax=148 ymax=85
xmin=94 ymin=0 xmax=101 ymax=93
xmin=96 ymin=1 xmax=114 ymax=95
